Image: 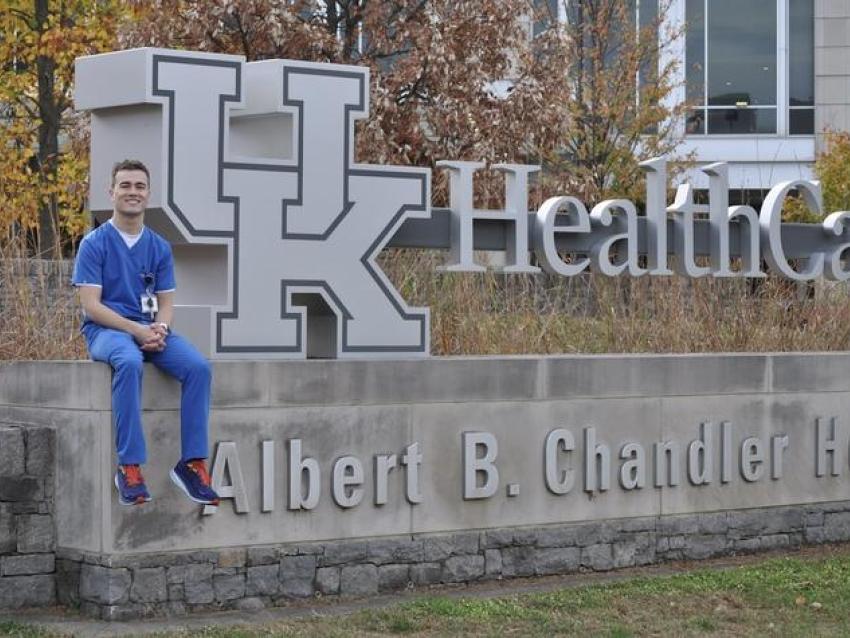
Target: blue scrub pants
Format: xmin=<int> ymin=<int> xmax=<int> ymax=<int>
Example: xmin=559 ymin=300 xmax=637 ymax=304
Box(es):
xmin=87 ymin=327 xmax=211 ymax=465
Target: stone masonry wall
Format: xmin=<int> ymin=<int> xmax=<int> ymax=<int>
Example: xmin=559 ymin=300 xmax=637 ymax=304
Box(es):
xmin=0 ymin=422 xmax=56 ymax=609
xmin=55 ymin=500 xmax=850 ymax=621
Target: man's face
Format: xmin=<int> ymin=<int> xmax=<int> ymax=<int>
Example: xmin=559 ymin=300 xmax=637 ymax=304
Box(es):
xmin=110 ymin=169 xmax=150 ymax=216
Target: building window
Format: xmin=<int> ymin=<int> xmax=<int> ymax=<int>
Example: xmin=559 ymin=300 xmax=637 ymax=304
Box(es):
xmin=533 ymin=0 xmax=560 ymax=37
xmin=636 ymin=0 xmax=660 ymax=133
xmin=685 ymin=0 xmax=813 ymax=136
xmin=789 ymin=0 xmax=814 ymax=135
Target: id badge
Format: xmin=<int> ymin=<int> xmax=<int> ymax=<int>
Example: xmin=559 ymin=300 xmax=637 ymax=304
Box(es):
xmin=141 ymin=293 xmax=159 ymax=316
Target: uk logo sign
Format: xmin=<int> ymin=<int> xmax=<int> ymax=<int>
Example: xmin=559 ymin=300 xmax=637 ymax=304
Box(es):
xmin=75 ymin=49 xmax=430 ymax=359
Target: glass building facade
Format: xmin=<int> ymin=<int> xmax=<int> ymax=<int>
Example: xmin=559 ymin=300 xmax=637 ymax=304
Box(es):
xmin=684 ymin=0 xmax=814 ymax=136
xmin=536 ymin=0 xmax=830 ymax=188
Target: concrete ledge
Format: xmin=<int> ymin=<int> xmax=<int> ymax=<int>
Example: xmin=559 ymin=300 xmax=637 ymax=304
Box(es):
xmin=3 ymin=353 xmax=850 ymax=411
xmin=0 ymin=362 xmax=110 ymax=410
xmin=771 ymin=352 xmax=850 ymax=392
xmin=542 ymin=354 xmax=771 ymax=399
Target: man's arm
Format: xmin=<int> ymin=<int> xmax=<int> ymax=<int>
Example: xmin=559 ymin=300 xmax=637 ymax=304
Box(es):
xmin=78 ymin=286 xmax=161 ymax=347
xmin=147 ymin=291 xmax=174 ymax=350
xmin=153 ymin=291 xmax=174 ymax=328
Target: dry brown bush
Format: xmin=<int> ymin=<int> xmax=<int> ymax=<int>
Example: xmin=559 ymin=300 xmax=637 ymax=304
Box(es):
xmin=380 ymin=249 xmax=850 ymax=356
xmin=4 ymin=245 xmax=850 ymax=361
xmin=0 ymin=242 xmax=86 ymax=360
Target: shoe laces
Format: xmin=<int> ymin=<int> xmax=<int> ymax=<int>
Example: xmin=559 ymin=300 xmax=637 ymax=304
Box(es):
xmin=120 ymin=464 xmax=144 ymax=487
xmin=187 ymin=460 xmax=212 ymax=486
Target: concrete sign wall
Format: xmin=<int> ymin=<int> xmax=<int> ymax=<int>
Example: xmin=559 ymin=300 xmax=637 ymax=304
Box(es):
xmin=3 ymin=354 xmax=850 ymax=556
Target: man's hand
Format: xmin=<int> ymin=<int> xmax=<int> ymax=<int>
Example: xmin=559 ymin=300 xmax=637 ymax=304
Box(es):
xmin=77 ymin=287 xmax=173 ymax=353
xmin=144 ymin=323 xmax=169 ymax=352
xmin=132 ymin=324 xmax=166 ymax=352
xmin=150 ymin=322 xmax=169 ymax=339
xmin=79 ymin=287 xmax=167 ymax=351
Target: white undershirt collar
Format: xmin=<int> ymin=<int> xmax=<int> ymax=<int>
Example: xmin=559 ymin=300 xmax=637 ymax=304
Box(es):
xmin=108 ymin=217 xmax=144 ymax=249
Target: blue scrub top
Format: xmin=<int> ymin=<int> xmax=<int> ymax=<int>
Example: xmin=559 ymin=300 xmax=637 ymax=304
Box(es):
xmin=72 ymin=222 xmax=176 ymax=340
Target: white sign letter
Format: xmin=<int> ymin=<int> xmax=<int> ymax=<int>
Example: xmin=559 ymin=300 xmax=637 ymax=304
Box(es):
xmin=463 ymin=432 xmax=499 ymax=499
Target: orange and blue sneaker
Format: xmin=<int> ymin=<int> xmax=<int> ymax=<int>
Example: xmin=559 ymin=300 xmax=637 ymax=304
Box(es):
xmin=170 ymin=459 xmax=220 ymax=506
xmin=114 ymin=464 xmax=152 ymax=505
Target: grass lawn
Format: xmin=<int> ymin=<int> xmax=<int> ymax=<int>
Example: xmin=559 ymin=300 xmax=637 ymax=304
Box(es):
xmin=4 ymin=546 xmax=850 ymax=637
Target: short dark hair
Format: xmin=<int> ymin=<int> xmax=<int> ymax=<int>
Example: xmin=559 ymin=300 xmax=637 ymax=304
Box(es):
xmin=111 ymin=159 xmax=150 ymax=186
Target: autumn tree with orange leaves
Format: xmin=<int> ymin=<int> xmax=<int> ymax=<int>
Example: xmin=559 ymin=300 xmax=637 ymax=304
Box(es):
xmin=121 ymin=0 xmax=684 ymax=208
xmin=0 ymin=1 xmax=685 ymax=253
xmin=536 ymin=0 xmax=686 ymax=203
xmin=0 ymin=0 xmax=125 ymax=256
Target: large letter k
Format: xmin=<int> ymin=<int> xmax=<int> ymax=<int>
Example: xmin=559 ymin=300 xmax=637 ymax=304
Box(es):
xmin=219 ymin=62 xmax=431 ymax=357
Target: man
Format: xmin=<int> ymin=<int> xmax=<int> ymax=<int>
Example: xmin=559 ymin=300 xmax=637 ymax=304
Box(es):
xmin=72 ymin=159 xmax=219 ymax=507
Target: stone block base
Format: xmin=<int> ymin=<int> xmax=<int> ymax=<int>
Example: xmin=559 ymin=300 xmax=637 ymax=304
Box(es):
xmin=57 ymin=500 xmax=850 ymax=620
xmin=0 ymin=422 xmax=56 ymax=609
